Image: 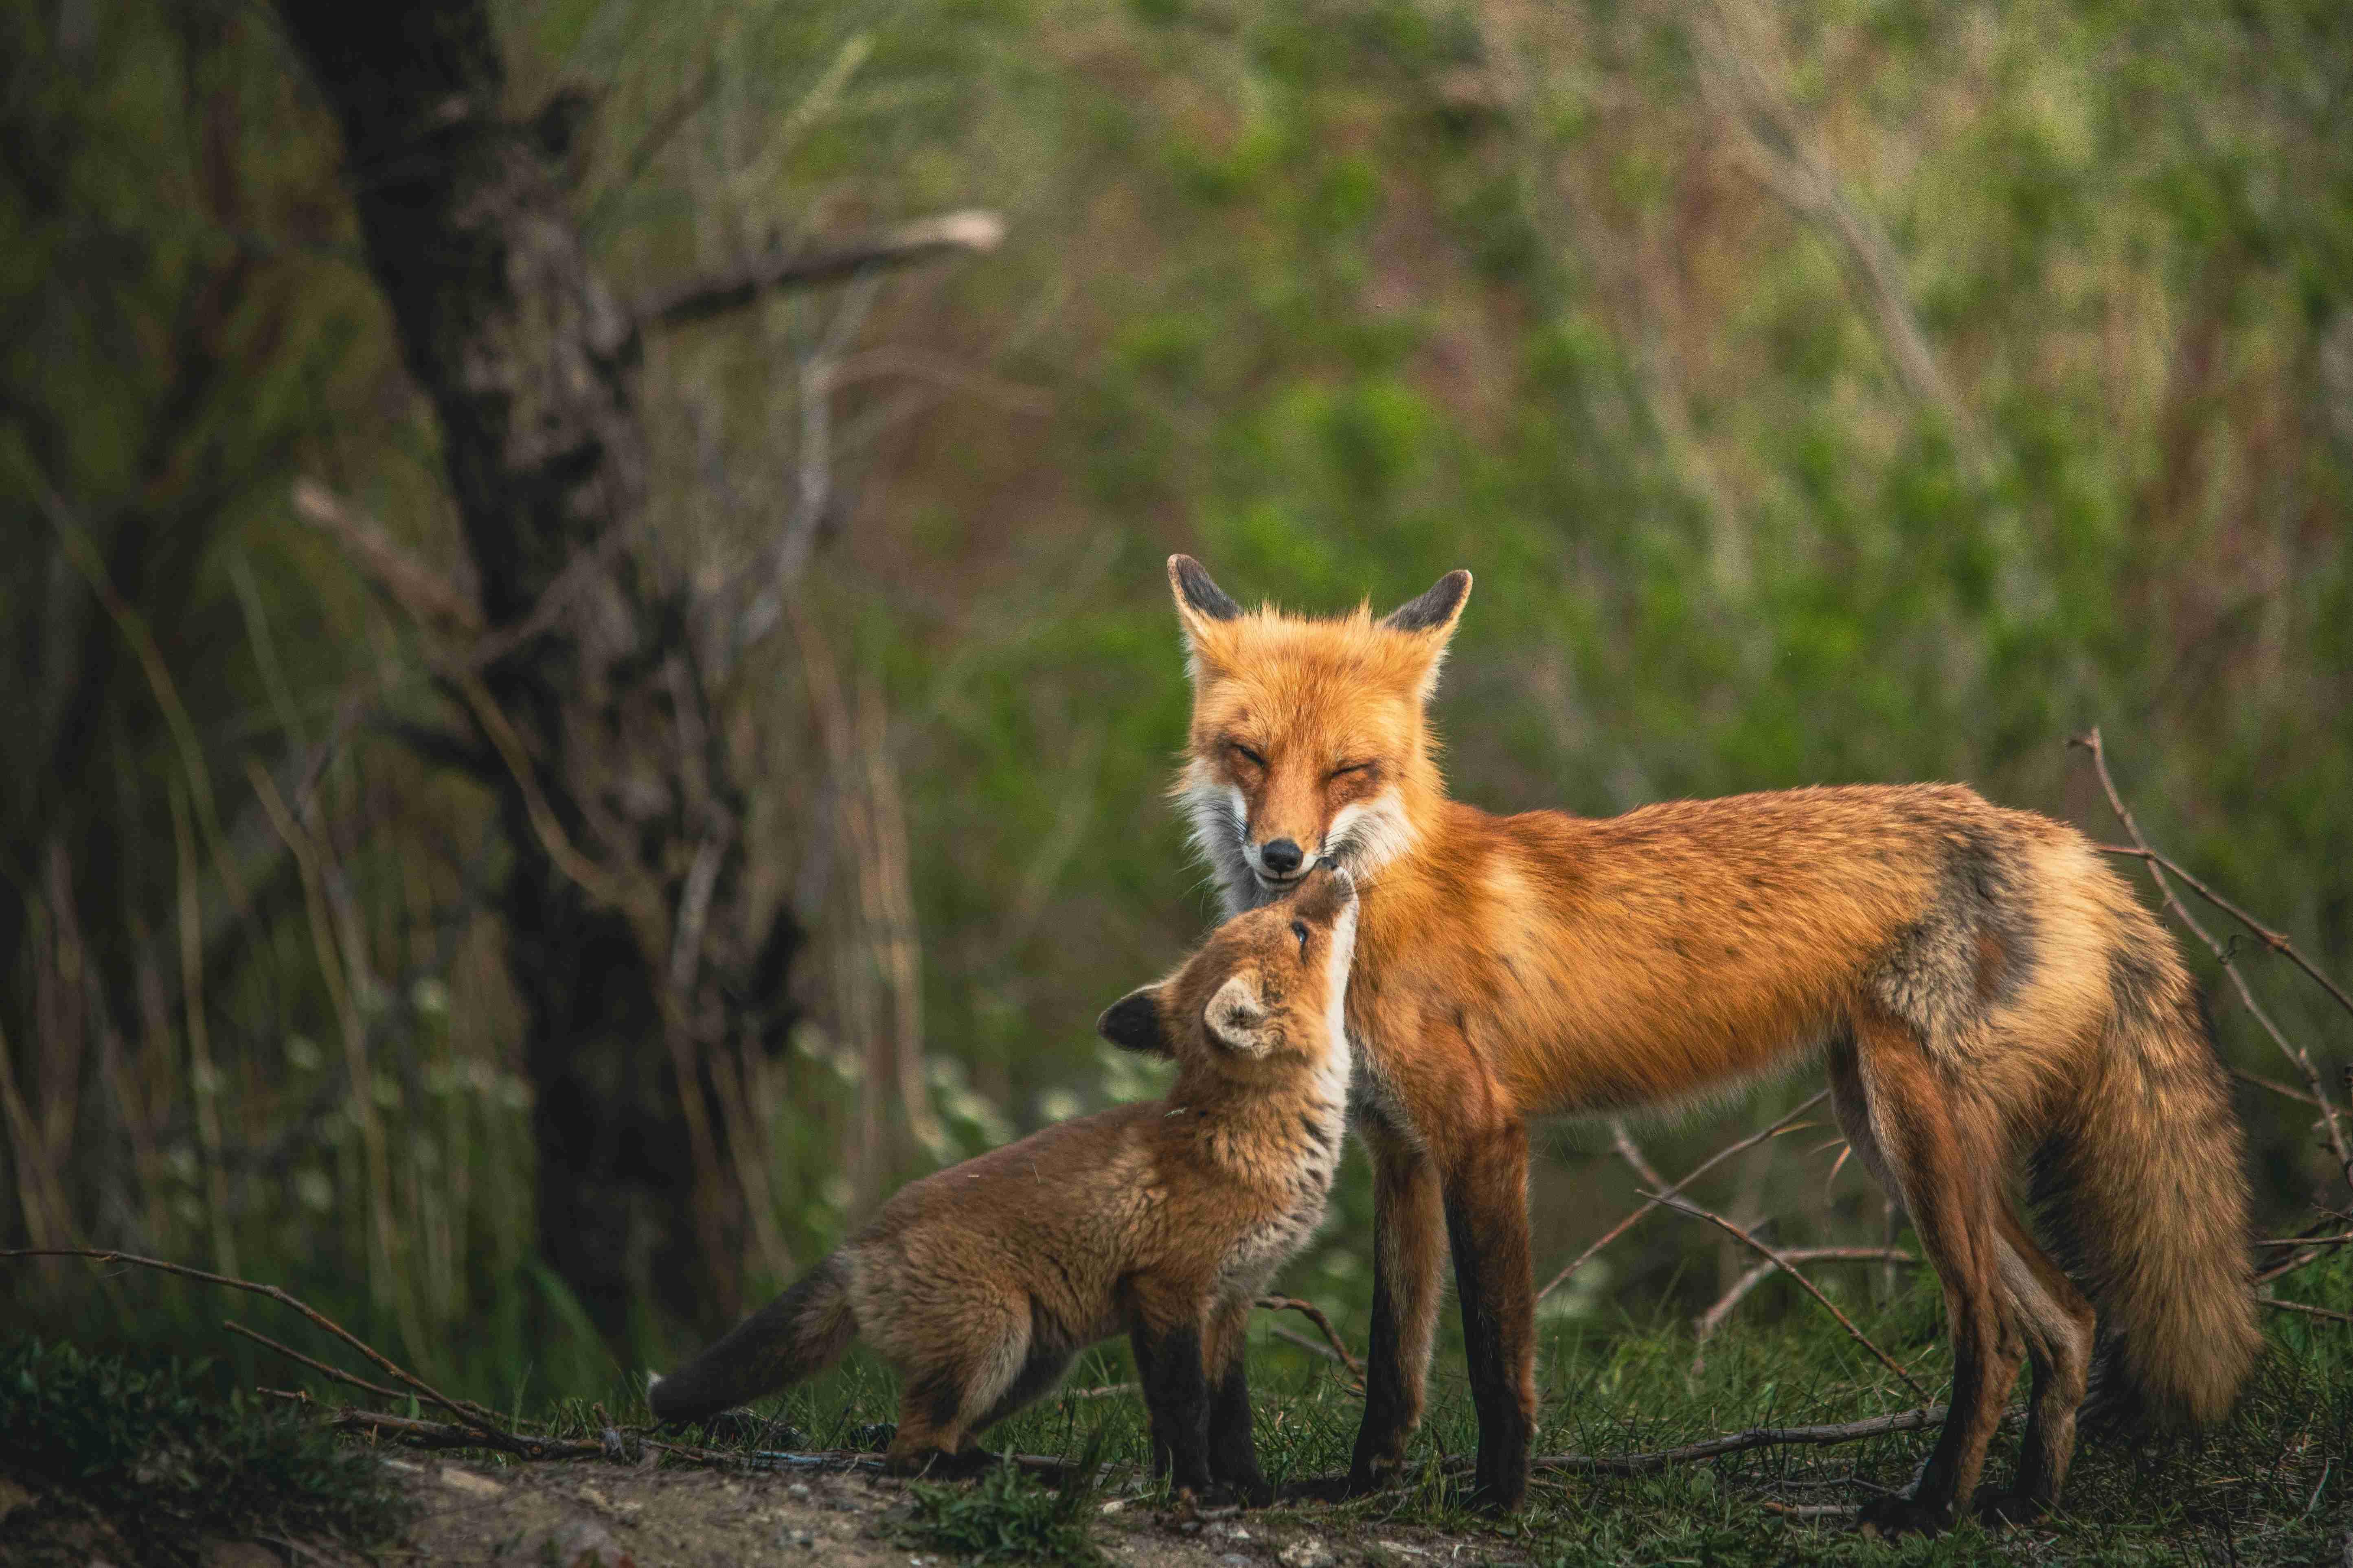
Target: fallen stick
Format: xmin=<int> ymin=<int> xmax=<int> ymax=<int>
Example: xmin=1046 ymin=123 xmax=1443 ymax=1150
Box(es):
xmin=7 ymin=1247 xmax=522 ymax=1451
xmin=1529 ymin=1404 xmax=2018 ymax=1476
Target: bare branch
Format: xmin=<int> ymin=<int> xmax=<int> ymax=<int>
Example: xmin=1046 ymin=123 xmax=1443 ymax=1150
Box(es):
xmin=1608 ymin=1119 xmax=1668 ymax=1190
xmin=2073 ymin=729 xmax=2352 ymax=1192
xmin=1694 ymin=1247 xmax=1918 ymax=1348
xmin=2092 ymin=844 xmax=2353 ymax=1023
xmin=1537 ymin=1090 xmax=1829 ymax=1301
xmin=1651 ymin=1195 xmax=1930 ymax=1402
xmin=1693 ymin=0 xmax=1987 ymax=476
xmin=2262 ymin=1297 xmax=2353 ymax=1328
xmin=1255 ymin=1294 xmax=1362 ymax=1377
xmin=4 ymin=1248 xmax=519 ymax=1449
xmin=1530 ymin=1404 xmax=1991 ymax=1476
xmin=291 ymin=480 xmax=482 ymax=635
xmin=637 ymin=210 xmax=1005 ymax=331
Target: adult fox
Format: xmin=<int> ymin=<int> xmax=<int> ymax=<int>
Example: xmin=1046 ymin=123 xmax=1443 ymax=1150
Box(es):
xmin=1161 ymin=555 xmax=2256 ymax=1533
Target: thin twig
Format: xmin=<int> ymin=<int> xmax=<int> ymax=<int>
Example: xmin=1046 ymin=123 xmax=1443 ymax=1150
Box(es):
xmin=1537 ymin=1090 xmax=1830 ymax=1301
xmin=228 ymin=1321 xmax=507 ymax=1425
xmin=1693 ymin=1247 xmax=1917 ymax=1346
xmin=637 ymin=211 xmax=1004 ymax=330
xmin=2262 ymin=1297 xmax=2353 ymax=1328
xmin=1524 ymin=1404 xmax=2007 ymax=1475
xmin=1649 ymin=1196 xmax=1929 ymax=1402
xmin=227 ymin=1321 xmax=412 ymax=1408
xmin=3 ymin=1249 xmax=519 ymax=1449
xmin=2236 ymin=1068 xmax=2323 ymax=1109
xmin=2092 ymin=846 xmax=2353 ymax=1023
xmin=1257 ymin=1295 xmax=1363 ymax=1375
xmin=2073 ymin=729 xmax=2352 ymax=1191
xmin=1609 ymin=1119 xmax=1668 ymax=1189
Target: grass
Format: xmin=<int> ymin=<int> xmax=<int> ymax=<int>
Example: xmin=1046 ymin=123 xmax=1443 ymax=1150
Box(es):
xmin=622 ymin=1256 xmax=2352 ymax=1566
xmin=902 ymin=1433 xmax=1116 ymax=1567
xmin=15 ymin=1253 xmax=2346 ymax=1566
xmin=0 ymin=1337 xmax=411 ymax=1567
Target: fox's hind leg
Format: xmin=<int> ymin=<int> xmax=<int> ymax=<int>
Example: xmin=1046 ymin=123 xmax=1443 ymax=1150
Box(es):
xmin=1831 ymin=1021 xmax=2026 ymax=1537
xmin=1978 ymin=1204 xmax=2094 ymax=1525
xmin=884 ymin=1299 xmax=1033 ymax=1478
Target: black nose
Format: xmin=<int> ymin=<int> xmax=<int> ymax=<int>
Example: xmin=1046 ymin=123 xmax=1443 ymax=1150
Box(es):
xmin=1261 ymin=838 xmax=1304 ymax=876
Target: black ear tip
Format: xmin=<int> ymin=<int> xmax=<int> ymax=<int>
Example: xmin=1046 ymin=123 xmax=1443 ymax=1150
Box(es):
xmin=1098 ymin=990 xmax=1166 ymax=1053
xmin=1169 ymin=555 xmax=1243 ymax=622
xmin=1382 ymin=568 xmax=1473 ymax=632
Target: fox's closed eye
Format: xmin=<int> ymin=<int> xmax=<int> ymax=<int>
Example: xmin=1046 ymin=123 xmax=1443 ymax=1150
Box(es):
xmin=1292 ymin=919 xmax=1309 ymax=958
xmin=1330 ymin=760 xmax=1375 ymax=778
xmin=1230 ymin=741 xmax=1266 ymax=768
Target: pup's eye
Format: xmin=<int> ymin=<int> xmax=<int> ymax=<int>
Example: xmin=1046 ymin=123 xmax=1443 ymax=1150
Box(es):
xmin=1330 ymin=760 xmax=1375 ymax=780
xmin=1230 ymin=742 xmax=1266 ymax=769
xmin=1291 ymin=920 xmax=1310 ymax=958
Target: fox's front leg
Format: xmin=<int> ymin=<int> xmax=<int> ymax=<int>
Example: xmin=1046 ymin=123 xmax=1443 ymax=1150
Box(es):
xmin=1442 ymin=1119 xmax=1536 ymax=1512
xmin=1346 ymin=1114 xmax=1447 ymax=1494
xmin=1131 ymin=1314 xmax=1216 ymax=1500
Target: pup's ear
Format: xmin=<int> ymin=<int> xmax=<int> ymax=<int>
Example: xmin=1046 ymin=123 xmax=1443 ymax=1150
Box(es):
xmin=1204 ymin=972 xmax=1273 ymax=1056
xmin=1379 ymin=568 xmax=1471 ymax=702
xmin=1167 ymin=555 xmax=1242 ymax=682
xmin=1097 ymin=986 xmax=1171 ymax=1058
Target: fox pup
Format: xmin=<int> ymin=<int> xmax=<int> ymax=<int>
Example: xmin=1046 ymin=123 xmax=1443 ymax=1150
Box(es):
xmin=1160 ymin=555 xmax=2255 ymax=1533
xmin=648 ymin=866 xmax=1360 ymax=1500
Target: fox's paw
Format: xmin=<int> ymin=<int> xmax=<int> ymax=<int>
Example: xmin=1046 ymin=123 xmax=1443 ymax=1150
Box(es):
xmin=1973 ymin=1489 xmax=2049 ymax=1530
xmin=1340 ymin=1454 xmax=1408 ymax=1498
xmin=1857 ymin=1492 xmax=1954 ymax=1539
xmin=1209 ymin=1472 xmax=1273 ymax=1509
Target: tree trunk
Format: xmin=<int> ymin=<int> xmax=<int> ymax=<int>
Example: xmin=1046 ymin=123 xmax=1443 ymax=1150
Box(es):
xmin=275 ymin=0 xmax=795 ymax=1341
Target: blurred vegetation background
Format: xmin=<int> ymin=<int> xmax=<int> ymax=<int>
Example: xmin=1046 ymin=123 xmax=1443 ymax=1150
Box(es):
xmin=4 ymin=0 xmax=2349 ymax=1410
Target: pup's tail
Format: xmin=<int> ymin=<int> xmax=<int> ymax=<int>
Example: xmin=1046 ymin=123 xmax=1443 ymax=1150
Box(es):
xmin=647 ymin=1253 xmax=857 ymax=1424
xmin=2034 ymin=914 xmax=2259 ymax=1428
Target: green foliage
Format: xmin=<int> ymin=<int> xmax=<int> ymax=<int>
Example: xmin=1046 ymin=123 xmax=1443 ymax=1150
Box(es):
xmin=0 ymin=1336 xmax=410 ymax=1565
xmin=903 ymin=1438 xmax=1112 ymax=1566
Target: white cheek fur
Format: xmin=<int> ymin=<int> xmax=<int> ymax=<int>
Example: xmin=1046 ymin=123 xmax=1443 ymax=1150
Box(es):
xmin=1324 ymin=792 xmax=1417 ymax=878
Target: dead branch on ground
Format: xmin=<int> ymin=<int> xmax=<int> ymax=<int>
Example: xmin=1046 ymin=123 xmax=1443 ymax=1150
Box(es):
xmin=6 ymin=1248 xmax=522 ymax=1451
xmin=1521 ymin=1404 xmax=2021 ymax=1476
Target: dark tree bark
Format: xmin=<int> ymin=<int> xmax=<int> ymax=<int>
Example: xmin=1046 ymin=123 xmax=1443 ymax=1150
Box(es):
xmin=274 ymin=0 xmax=795 ymax=1338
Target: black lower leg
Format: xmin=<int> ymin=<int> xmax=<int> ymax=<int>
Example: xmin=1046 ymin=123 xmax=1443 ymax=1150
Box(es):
xmin=1206 ymin=1355 xmax=1269 ymax=1504
xmin=1134 ymin=1322 xmax=1213 ymax=1497
xmin=1445 ymin=1158 xmax=1535 ymax=1511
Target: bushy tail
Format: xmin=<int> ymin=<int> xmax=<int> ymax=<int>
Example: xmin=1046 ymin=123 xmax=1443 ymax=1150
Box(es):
xmin=2033 ymin=924 xmax=2260 ymax=1428
xmin=648 ymin=1253 xmax=857 ymax=1424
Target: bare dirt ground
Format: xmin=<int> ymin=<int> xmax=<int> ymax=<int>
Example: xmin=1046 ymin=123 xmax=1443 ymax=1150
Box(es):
xmin=382 ymin=1456 xmax=1497 ymax=1568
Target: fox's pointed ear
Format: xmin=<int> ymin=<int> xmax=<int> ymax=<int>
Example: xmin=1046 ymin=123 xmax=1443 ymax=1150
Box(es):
xmin=1379 ymin=569 xmax=1471 ymax=702
xmin=1167 ymin=555 xmax=1242 ymax=682
xmin=1204 ymin=973 xmax=1273 ymax=1056
xmin=1097 ymin=986 xmax=1171 ymax=1058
